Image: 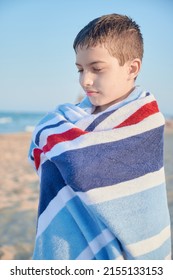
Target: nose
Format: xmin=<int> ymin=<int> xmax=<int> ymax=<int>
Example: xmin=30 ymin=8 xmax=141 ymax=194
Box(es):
xmin=79 ymin=71 xmax=94 ymax=88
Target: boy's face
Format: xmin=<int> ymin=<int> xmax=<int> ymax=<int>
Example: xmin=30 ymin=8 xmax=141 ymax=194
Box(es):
xmin=76 ymin=44 xmax=136 ymax=113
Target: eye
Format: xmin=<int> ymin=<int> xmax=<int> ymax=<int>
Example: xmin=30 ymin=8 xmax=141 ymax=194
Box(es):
xmin=93 ymin=68 xmax=102 ymax=72
xmin=77 ymin=69 xmax=83 ymax=73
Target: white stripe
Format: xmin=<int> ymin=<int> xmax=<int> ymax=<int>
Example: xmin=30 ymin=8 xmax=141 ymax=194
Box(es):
xmin=37 ymin=152 xmax=47 ymax=177
xmin=39 ymin=122 xmax=75 ymax=148
xmin=95 ymin=94 xmax=157 ymax=130
xmin=116 ymin=255 xmax=124 ymax=260
xmin=126 ymin=225 xmax=171 ymax=257
xmin=33 ymin=115 xmax=60 ymax=137
xmin=75 ymin=228 xmax=117 ymax=260
xmin=78 ymin=168 xmax=165 ymax=205
xmin=36 ymin=186 xmax=76 ymax=239
xmin=45 ymin=112 xmax=164 ymax=159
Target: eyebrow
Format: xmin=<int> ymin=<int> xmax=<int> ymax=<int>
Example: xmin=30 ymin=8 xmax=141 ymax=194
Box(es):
xmin=75 ymin=61 xmax=106 ymax=67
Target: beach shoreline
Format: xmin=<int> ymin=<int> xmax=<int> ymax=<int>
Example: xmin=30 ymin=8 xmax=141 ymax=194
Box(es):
xmin=0 ymin=129 xmax=173 ymax=260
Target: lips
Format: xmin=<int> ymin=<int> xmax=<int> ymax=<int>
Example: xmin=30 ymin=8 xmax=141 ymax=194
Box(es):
xmin=86 ymin=91 xmax=98 ymax=97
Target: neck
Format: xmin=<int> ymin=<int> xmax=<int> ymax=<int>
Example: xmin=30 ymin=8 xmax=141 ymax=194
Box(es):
xmin=93 ymin=86 xmax=135 ymax=114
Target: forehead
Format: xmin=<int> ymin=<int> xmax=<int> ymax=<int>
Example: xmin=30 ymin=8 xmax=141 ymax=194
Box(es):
xmin=75 ymin=44 xmax=115 ymax=65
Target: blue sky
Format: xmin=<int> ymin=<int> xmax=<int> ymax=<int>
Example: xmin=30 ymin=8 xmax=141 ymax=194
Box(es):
xmin=0 ymin=0 xmax=173 ymax=115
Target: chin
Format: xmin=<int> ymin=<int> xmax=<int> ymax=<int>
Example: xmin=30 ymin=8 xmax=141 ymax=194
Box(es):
xmin=88 ymin=98 xmax=103 ymax=106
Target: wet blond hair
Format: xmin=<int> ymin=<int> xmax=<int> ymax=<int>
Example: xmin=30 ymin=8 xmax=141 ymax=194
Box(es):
xmin=73 ymin=13 xmax=143 ymax=66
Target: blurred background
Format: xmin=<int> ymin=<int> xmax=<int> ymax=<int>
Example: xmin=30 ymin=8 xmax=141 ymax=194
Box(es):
xmin=0 ymin=0 xmax=172 ymax=259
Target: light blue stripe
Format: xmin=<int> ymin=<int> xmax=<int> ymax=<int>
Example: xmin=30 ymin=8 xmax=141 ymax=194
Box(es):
xmin=90 ymin=183 xmax=170 ymax=245
xmin=37 ymin=112 xmax=56 ymax=125
xmin=28 ymin=140 xmax=37 ymax=158
xmin=136 ymin=238 xmax=171 ymax=260
xmin=94 ymin=239 xmax=123 ymax=260
xmin=33 ymin=205 xmax=88 ymax=259
xmin=34 ymin=195 xmax=115 ymax=259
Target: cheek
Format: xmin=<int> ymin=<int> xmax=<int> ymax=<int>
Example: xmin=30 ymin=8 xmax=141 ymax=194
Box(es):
xmin=103 ymin=75 xmax=117 ymax=89
xmin=79 ymin=74 xmax=83 ymax=86
xmin=96 ymin=74 xmax=111 ymax=88
xmin=78 ymin=73 xmax=81 ymax=81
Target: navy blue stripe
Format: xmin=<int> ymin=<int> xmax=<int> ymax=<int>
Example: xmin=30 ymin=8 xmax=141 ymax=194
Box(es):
xmin=30 ymin=155 xmax=34 ymax=161
xmin=51 ymin=126 xmax=164 ymax=192
xmin=86 ymin=109 xmax=117 ymax=131
xmin=35 ymin=120 xmax=67 ymax=146
xmin=38 ymin=160 xmax=66 ymax=215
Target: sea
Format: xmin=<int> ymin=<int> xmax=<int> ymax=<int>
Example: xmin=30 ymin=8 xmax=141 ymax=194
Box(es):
xmin=0 ymin=111 xmax=46 ymax=134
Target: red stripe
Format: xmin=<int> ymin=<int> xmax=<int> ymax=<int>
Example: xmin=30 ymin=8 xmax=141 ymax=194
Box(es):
xmin=115 ymin=101 xmax=159 ymax=128
xmin=33 ymin=148 xmax=42 ymax=170
xmin=43 ymin=127 xmax=88 ymax=153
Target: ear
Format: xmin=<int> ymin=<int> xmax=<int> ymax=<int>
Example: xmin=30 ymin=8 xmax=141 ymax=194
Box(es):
xmin=128 ymin=59 xmax=141 ymax=80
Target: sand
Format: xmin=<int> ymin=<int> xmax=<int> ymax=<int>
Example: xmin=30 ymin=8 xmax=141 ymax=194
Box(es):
xmin=0 ymin=133 xmax=39 ymax=259
xmin=0 ymin=129 xmax=173 ymax=260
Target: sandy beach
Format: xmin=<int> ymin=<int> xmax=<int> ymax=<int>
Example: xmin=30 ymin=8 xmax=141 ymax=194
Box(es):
xmin=0 ymin=128 xmax=173 ymax=260
xmin=0 ymin=133 xmax=39 ymax=259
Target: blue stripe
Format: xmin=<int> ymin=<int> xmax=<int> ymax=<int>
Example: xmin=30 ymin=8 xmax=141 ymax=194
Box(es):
xmin=35 ymin=195 xmax=110 ymax=259
xmin=94 ymin=239 xmax=123 ymax=260
xmin=35 ymin=120 xmax=67 ymax=146
xmin=30 ymin=155 xmax=34 ymax=161
xmin=52 ymin=126 xmax=164 ymax=191
xmin=90 ymin=183 xmax=170 ymax=245
xmin=34 ymin=207 xmax=88 ymax=259
xmin=38 ymin=160 xmax=66 ymax=216
xmin=86 ymin=109 xmax=117 ymax=131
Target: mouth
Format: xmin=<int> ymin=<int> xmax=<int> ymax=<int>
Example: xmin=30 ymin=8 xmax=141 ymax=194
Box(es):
xmin=86 ymin=91 xmax=99 ymax=97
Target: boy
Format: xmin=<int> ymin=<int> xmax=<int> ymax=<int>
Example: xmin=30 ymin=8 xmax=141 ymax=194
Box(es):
xmin=29 ymin=14 xmax=171 ymax=259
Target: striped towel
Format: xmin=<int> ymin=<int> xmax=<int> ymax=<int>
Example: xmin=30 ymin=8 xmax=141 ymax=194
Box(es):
xmin=29 ymin=87 xmax=171 ymax=260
